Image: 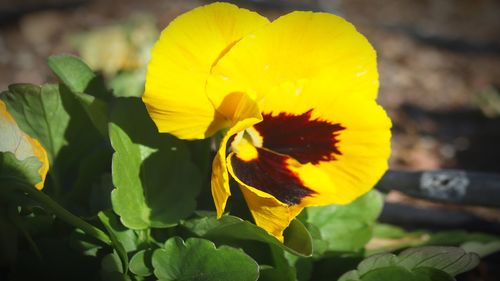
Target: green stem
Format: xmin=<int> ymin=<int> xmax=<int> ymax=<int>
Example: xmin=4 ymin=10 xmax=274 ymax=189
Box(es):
xmin=9 ymin=181 xmax=112 ymax=245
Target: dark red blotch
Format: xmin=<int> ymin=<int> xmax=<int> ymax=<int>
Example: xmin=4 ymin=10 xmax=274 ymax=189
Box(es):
xmin=230 ymin=148 xmax=315 ymax=205
xmin=254 ymin=110 xmax=345 ymax=164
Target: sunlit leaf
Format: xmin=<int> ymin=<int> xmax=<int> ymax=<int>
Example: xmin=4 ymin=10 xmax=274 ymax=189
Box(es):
xmin=0 ymin=100 xmax=48 ymax=189
xmin=1 ymin=83 xmax=102 ymax=195
xmin=109 ymin=98 xmax=201 ymax=229
xmin=304 ymin=190 xmax=383 ymax=255
xmin=129 ymin=249 xmax=154 ymax=277
xmin=152 ymin=237 xmax=259 ymax=281
xmin=182 ymin=214 xmax=312 ymax=257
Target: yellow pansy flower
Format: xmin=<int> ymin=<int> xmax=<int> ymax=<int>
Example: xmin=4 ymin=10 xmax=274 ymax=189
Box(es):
xmin=143 ymin=2 xmax=391 ymax=241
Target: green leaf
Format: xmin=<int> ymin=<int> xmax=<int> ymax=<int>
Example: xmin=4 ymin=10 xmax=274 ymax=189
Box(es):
xmin=1 ymin=92 xmax=48 ymax=188
xmin=48 ymin=55 xmax=99 ymax=94
xmin=461 ymin=241 xmax=500 ymax=258
xmin=182 ymin=214 xmax=312 ymax=257
xmin=304 ymin=190 xmax=383 ymax=255
xmin=98 ymin=210 xmax=135 ymax=273
xmin=397 ymin=246 xmax=480 ymax=276
xmin=426 ymin=230 xmax=500 ymax=245
xmin=368 ymin=225 xmax=500 ymax=256
xmin=152 ymin=237 xmax=259 ymax=281
xmin=69 ymin=229 xmax=103 ymax=257
xmin=1 ymin=83 xmax=102 ymax=194
xmin=101 ymin=251 xmax=131 ymax=281
xmin=412 ymin=268 xmax=455 ymax=281
xmin=259 ymin=245 xmax=297 ymax=281
xmin=47 ymin=54 xmax=110 ymax=102
xmin=338 ymin=246 xmax=480 ymax=281
xmin=109 ymin=98 xmax=201 ymax=229
xmin=361 ymin=266 xmax=417 ymax=281
xmin=305 ymin=253 xmax=363 ymax=281
xmin=48 ymin=55 xmax=110 ymax=137
xmin=129 ymin=249 xmax=154 ymax=277
xmin=68 ymin=91 xmax=108 ymax=137
xmin=0 ymin=153 xmax=41 ymax=187
xmin=110 ymin=70 xmax=145 ymax=98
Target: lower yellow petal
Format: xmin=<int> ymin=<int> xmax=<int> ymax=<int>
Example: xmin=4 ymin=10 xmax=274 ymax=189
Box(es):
xmin=211 ymin=93 xmax=262 ymax=217
xmin=238 ymin=179 xmax=303 ymax=242
xmin=226 ymin=147 xmax=313 ymax=241
xmin=249 ymin=83 xmax=391 ymax=206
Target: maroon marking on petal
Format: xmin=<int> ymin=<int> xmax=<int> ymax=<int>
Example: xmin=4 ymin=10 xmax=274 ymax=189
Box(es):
xmin=230 ymin=147 xmax=315 ymax=205
xmin=253 ymin=110 xmax=345 ymax=164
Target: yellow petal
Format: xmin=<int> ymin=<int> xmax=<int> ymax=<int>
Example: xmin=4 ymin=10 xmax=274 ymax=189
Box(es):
xmin=143 ymin=2 xmax=269 ymax=139
xmin=227 ymin=153 xmax=303 ymax=241
xmin=241 ymin=82 xmax=391 ymax=206
xmin=226 ymin=144 xmax=318 ymax=240
xmin=207 ymin=10 xmax=378 ymax=111
xmin=211 ymin=93 xmax=262 ymax=217
xmin=287 ymin=93 xmax=391 ymax=205
xmin=0 ymin=101 xmax=49 ymax=190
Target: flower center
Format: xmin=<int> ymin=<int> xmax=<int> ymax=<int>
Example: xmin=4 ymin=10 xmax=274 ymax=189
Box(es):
xmin=230 ymin=127 xmax=263 ymax=161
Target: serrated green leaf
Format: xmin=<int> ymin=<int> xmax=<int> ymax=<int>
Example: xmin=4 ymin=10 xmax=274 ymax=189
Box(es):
xmin=1 ymin=83 xmax=102 ymax=194
xmin=305 ymin=190 xmax=383 ymax=255
xmin=152 ymin=237 xmax=259 ymax=281
xmin=182 ymin=214 xmax=312 ymax=257
xmin=357 ymin=253 xmax=398 ymax=276
xmin=398 ymin=246 xmax=479 ymax=276
xmin=129 ymin=249 xmax=154 ymax=277
xmin=339 ymin=246 xmax=479 ymax=281
xmin=109 ymin=98 xmax=201 ymax=229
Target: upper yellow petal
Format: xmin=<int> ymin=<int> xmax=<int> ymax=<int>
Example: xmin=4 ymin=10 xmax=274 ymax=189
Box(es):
xmin=143 ymin=2 xmax=269 ymax=139
xmin=207 ymin=10 xmax=378 ymax=111
xmin=0 ymin=101 xmax=49 ymax=190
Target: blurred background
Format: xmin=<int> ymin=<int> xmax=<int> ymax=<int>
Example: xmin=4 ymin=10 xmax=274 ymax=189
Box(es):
xmin=1 ymin=0 xmax=500 ymax=279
